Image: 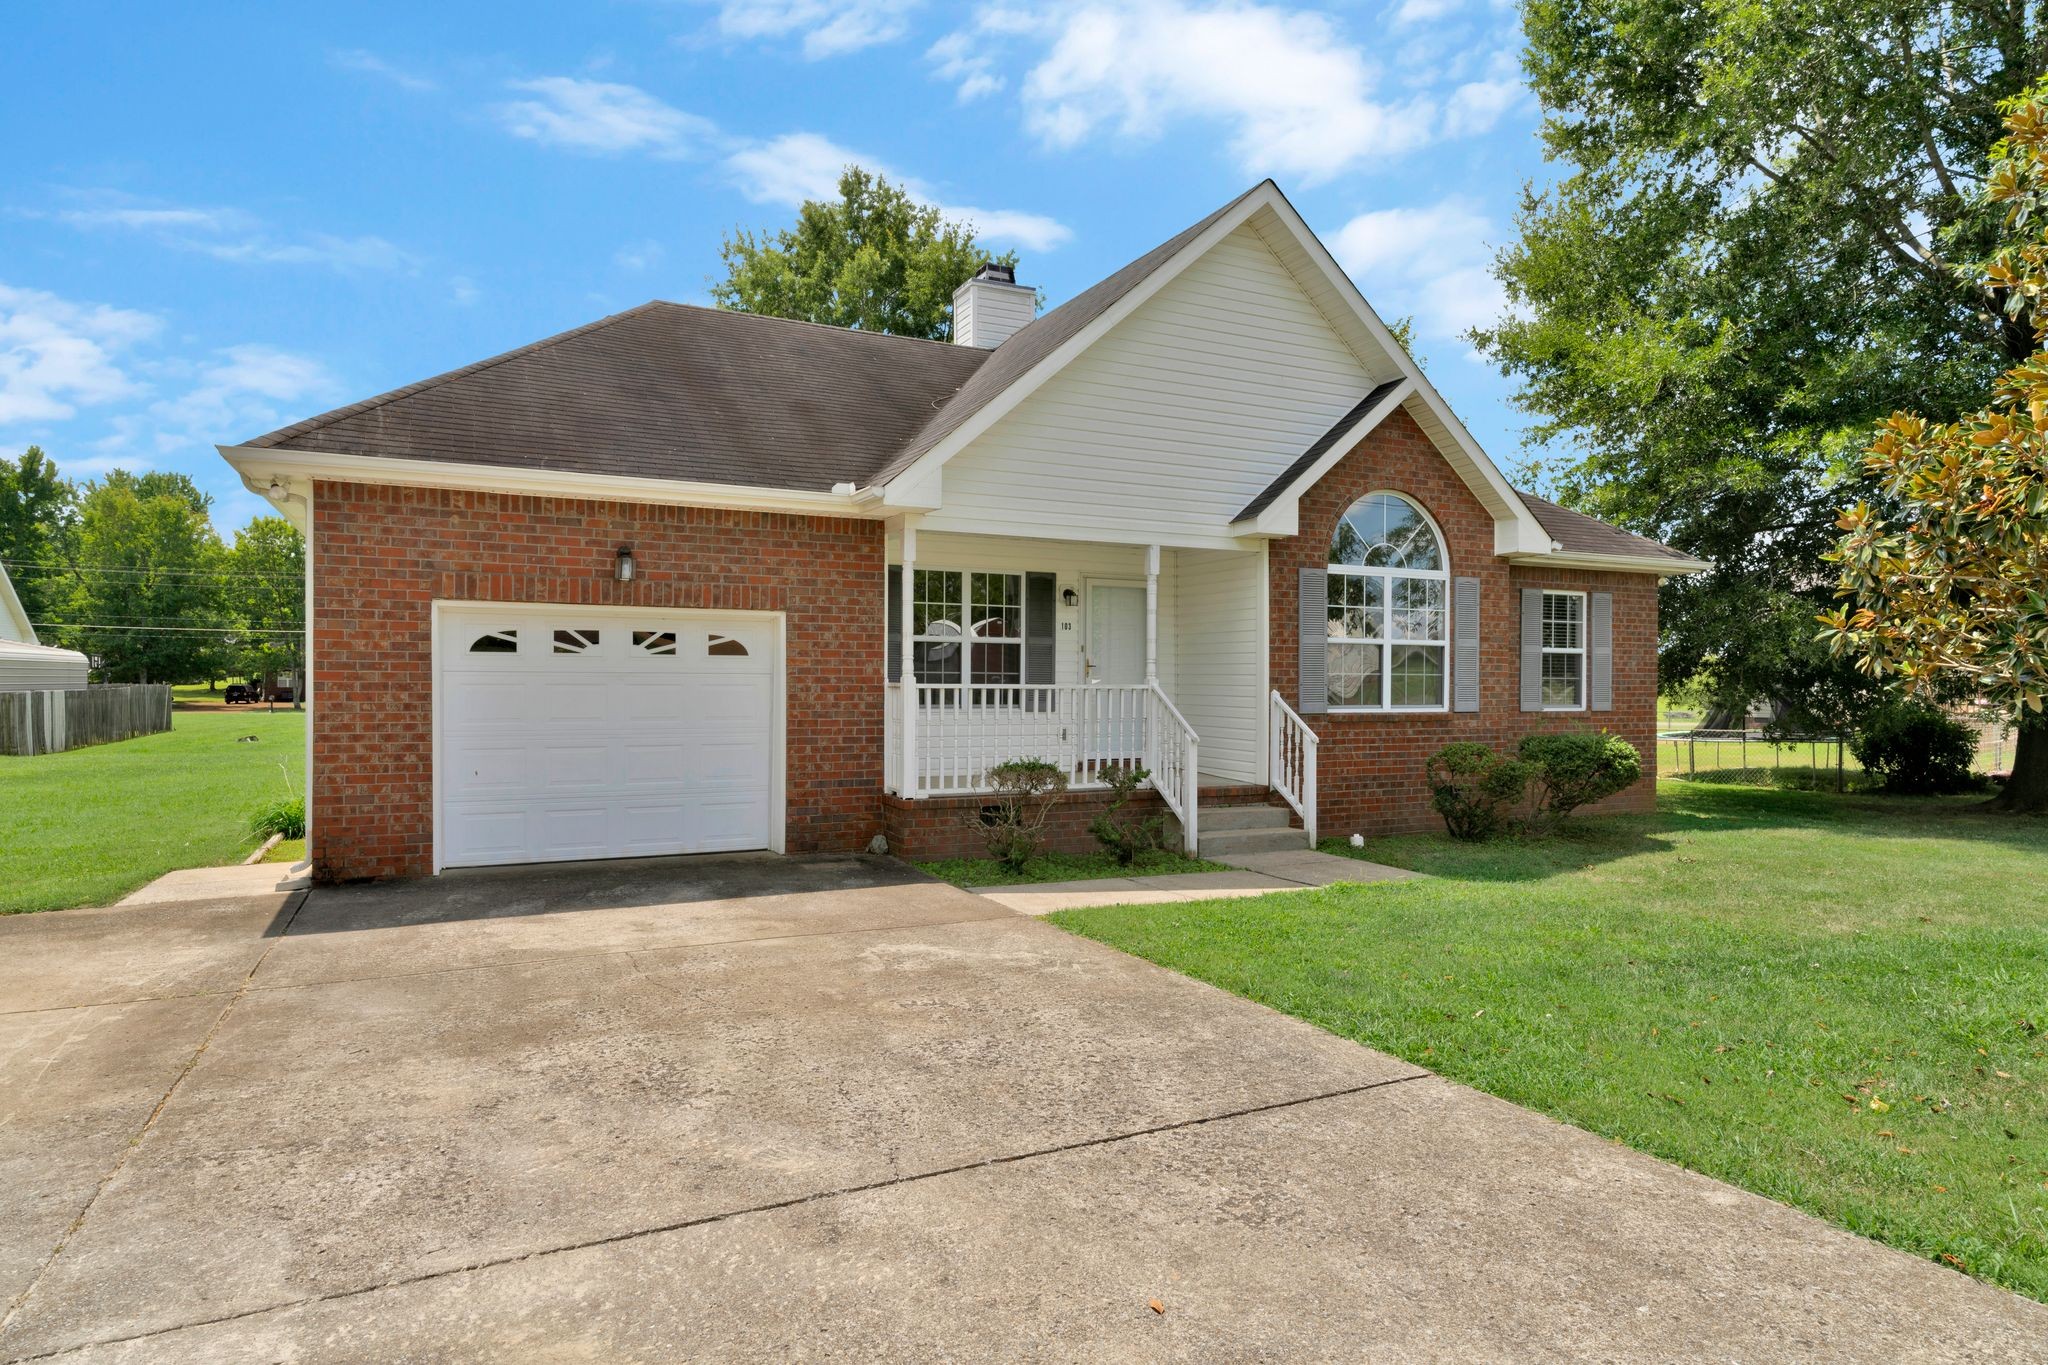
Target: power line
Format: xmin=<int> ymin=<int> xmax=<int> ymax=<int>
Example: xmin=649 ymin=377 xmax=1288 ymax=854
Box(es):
xmin=31 ymin=622 xmax=305 ymax=635
xmin=1 ymin=561 xmax=302 ymax=580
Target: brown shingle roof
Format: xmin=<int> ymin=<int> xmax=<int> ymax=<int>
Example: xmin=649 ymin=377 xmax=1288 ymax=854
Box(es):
xmin=1517 ymin=492 xmax=1694 ymax=565
xmin=246 ymin=185 xmax=1267 ymax=493
xmin=245 ymin=302 xmax=989 ymax=492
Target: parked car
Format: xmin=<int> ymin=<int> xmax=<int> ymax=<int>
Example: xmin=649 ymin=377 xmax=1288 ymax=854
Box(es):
xmin=268 ymin=686 xmax=294 ymax=704
xmin=225 ymin=683 xmax=258 ymax=705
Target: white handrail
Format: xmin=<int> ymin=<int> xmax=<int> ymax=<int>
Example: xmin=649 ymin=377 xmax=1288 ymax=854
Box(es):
xmin=1269 ymin=689 xmax=1318 ymax=847
xmin=1147 ymin=682 xmax=1200 ymax=853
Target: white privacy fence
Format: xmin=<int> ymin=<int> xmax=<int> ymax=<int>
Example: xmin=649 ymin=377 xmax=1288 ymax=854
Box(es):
xmin=886 ymin=681 xmax=1200 ymax=851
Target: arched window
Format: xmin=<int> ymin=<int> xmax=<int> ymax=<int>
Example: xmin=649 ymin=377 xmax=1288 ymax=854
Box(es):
xmin=1326 ymin=493 xmax=1448 ymax=709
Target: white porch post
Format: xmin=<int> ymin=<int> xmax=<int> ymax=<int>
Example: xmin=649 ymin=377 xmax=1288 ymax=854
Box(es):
xmin=1144 ymin=543 xmax=1161 ymax=779
xmin=1144 ymin=544 xmax=1160 ymax=683
xmin=900 ymin=518 xmax=920 ymax=798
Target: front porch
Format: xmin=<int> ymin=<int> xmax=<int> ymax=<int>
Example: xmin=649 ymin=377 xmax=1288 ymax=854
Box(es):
xmin=879 ymin=526 xmax=1318 ymax=853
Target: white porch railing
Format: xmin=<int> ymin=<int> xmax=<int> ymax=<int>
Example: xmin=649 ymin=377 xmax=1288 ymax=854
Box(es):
xmin=1269 ymin=689 xmax=1318 ymax=847
xmin=886 ymin=681 xmax=1200 ymax=853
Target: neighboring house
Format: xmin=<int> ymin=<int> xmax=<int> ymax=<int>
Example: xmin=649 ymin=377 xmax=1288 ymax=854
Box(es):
xmin=219 ymin=181 xmax=1707 ymax=883
xmin=0 ymin=563 xmax=89 ymax=692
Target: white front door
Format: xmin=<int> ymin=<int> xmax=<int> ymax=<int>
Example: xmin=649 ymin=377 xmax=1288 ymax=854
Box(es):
xmin=1086 ymin=583 xmax=1146 ymax=684
xmin=436 ymin=606 xmax=776 ymax=869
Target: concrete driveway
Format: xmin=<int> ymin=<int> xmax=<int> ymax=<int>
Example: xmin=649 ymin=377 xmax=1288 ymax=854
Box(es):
xmin=1 ymin=856 xmax=2040 ymax=1362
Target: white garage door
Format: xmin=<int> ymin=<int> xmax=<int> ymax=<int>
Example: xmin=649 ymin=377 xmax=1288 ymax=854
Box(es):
xmin=437 ymin=607 xmax=776 ymax=868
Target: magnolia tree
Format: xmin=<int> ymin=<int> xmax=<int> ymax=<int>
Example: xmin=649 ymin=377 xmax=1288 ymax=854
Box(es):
xmin=1822 ymin=94 xmax=2048 ymax=812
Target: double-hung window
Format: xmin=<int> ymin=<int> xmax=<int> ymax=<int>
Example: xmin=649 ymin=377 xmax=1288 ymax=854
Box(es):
xmin=1326 ymin=493 xmax=1449 ymax=709
xmin=911 ymin=569 xmax=1023 ymax=695
xmin=1540 ymin=590 xmax=1586 ymax=709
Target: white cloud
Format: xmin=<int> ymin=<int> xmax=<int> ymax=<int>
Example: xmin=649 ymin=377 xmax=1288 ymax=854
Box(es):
xmin=934 ymin=1 xmax=1436 ymax=184
xmin=450 ymin=275 xmax=480 ymax=305
xmin=36 ymin=195 xmax=416 ymax=273
xmin=1392 ymin=0 xmax=1463 ymax=22
xmin=940 ymin=205 xmax=1073 ymax=253
xmin=494 ymin=77 xmax=715 ymax=155
xmin=331 ymin=48 xmax=437 ymax=92
xmin=1442 ymin=50 xmax=1527 ymax=137
xmin=56 ymin=206 xmax=251 ymax=233
xmin=927 ymin=31 xmax=1003 ymax=102
xmin=193 ymin=232 xmax=415 ymax=271
xmin=0 ymin=283 xmax=159 ymax=426
xmin=725 ymin=132 xmax=859 ymax=206
xmin=613 ymin=240 xmax=666 ymax=271
xmin=149 ymin=345 xmax=340 ymax=449
xmin=716 ymin=0 xmax=923 ymax=57
xmin=722 ymin=132 xmax=1073 ymax=251
xmin=1331 ymin=198 xmax=1506 ymax=342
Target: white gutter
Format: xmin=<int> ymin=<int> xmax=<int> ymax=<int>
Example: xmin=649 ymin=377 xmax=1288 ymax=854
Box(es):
xmin=1505 ymin=549 xmax=1713 ymax=576
xmin=218 ymin=445 xmax=879 ymax=519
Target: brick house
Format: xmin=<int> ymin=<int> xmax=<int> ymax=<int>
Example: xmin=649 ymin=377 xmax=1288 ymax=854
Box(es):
xmin=219 ymin=181 xmax=1705 ymax=883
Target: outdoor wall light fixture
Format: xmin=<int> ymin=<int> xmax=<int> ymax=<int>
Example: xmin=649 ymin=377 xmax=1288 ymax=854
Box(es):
xmin=615 ymin=546 xmax=636 ymax=582
xmin=1061 ymin=587 xmax=1078 ymax=607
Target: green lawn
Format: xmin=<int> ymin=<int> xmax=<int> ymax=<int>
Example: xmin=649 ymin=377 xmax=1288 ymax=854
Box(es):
xmin=917 ymin=848 xmax=1228 ymax=887
xmin=0 ymin=708 xmax=306 ymax=913
xmin=1052 ymin=782 xmax=2048 ymax=1302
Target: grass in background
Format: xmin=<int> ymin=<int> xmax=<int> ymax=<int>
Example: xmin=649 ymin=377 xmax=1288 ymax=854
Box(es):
xmin=917 ymin=848 xmax=1228 ymax=887
xmin=1054 ymin=782 xmax=2048 ymax=1302
xmin=0 ymin=708 xmax=305 ymax=913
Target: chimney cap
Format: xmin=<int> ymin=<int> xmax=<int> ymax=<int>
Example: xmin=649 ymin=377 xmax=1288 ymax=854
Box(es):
xmin=971 ymin=260 xmax=1018 ymax=286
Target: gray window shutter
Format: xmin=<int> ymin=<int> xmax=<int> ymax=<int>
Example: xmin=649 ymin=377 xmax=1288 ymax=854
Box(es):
xmin=1589 ymin=592 xmax=1614 ymax=712
xmin=886 ymin=565 xmax=902 ymax=683
xmin=1298 ymin=567 xmax=1327 ymax=714
xmin=1024 ymin=572 xmax=1057 ymax=685
xmin=1519 ymin=588 xmax=1544 ymax=712
xmin=1453 ymin=577 xmax=1480 ymax=712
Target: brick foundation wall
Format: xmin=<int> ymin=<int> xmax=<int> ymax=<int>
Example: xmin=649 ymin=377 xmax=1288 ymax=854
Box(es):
xmin=1269 ymin=408 xmax=1661 ymax=839
xmin=310 ymin=481 xmax=886 ymax=882
xmin=881 ymin=787 xmax=1183 ymax=861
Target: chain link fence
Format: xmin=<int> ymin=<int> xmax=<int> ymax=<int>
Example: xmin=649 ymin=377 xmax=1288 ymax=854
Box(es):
xmin=1658 ymin=710 xmax=2016 ymax=791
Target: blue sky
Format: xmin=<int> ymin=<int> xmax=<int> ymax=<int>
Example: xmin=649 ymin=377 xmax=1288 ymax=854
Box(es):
xmin=1 ymin=0 xmax=1552 ymax=532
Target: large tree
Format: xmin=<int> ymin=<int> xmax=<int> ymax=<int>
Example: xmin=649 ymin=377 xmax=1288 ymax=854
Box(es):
xmin=63 ymin=471 xmax=227 ymax=684
xmin=712 ymin=167 xmax=1023 ymax=340
xmin=1477 ymin=0 xmax=2044 ymax=730
xmin=0 ymin=447 xmax=76 ymax=626
xmin=1823 ymin=90 xmax=2048 ymax=810
xmin=226 ymin=515 xmax=306 ymax=707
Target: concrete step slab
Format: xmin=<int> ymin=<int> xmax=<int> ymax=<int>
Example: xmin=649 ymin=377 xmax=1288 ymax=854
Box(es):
xmin=1197 ymin=804 xmax=1297 ymax=832
xmin=1199 ymin=828 xmax=1312 ymax=857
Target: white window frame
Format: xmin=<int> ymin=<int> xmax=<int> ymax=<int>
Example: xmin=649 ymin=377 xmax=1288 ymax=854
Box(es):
xmin=908 ymin=567 xmax=1027 ymax=692
xmin=1540 ymin=589 xmax=1588 ymax=712
xmin=1327 ymin=491 xmax=1451 ymax=714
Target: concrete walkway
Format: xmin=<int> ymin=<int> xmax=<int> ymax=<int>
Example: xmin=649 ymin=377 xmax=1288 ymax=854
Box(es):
xmin=3 ymin=854 xmax=2041 ymax=1361
xmin=976 ymin=846 xmax=1417 ymax=915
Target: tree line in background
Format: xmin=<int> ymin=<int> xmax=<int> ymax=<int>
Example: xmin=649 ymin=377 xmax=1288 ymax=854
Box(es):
xmin=0 ymin=447 xmax=303 ymax=697
xmin=1477 ymin=0 xmax=2048 ymax=811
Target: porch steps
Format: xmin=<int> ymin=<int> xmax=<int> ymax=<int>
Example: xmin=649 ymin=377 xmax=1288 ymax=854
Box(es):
xmin=1196 ymin=794 xmax=1310 ymax=858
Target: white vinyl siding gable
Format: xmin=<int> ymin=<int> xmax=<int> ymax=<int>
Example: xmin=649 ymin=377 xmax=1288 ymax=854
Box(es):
xmin=922 ymin=223 xmax=1377 ymax=550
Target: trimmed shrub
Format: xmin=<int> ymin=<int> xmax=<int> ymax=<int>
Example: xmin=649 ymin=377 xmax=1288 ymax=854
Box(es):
xmin=1850 ymin=702 xmax=1980 ymax=794
xmin=250 ymin=795 xmax=305 ymax=840
xmin=1519 ymin=731 xmax=1642 ymax=828
xmin=970 ymin=758 xmax=1069 ymax=871
xmin=1424 ymin=742 xmax=1535 ymax=841
xmin=1089 ymin=765 xmax=1166 ymax=865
